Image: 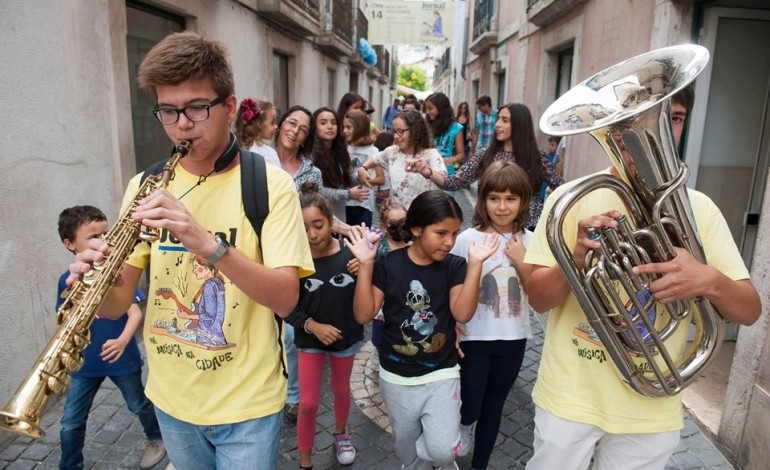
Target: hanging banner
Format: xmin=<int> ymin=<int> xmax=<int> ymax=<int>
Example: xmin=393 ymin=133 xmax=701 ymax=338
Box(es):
xmin=366 ymin=0 xmax=456 ymax=46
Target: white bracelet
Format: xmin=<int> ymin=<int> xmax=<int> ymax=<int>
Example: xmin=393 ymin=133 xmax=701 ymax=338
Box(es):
xmin=303 ymin=318 xmax=312 ymax=335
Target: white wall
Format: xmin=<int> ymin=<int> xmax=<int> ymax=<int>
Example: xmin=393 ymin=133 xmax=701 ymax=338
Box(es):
xmin=0 ymin=0 xmax=369 ymax=411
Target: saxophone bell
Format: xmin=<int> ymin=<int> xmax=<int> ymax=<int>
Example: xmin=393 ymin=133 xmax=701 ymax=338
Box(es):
xmin=0 ymin=141 xmax=190 ymax=438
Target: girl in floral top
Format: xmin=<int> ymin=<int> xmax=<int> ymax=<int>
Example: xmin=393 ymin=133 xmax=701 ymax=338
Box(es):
xmin=357 ymin=109 xmax=445 ymax=209
xmin=413 ymin=103 xmax=563 ymax=228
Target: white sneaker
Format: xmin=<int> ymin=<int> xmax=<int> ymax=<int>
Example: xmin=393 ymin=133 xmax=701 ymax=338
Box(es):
xmin=334 ymin=433 xmax=356 ymax=465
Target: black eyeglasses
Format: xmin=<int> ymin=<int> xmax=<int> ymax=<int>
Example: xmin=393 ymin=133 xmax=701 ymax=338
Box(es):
xmin=392 ymin=127 xmax=410 ymax=136
xmin=153 ymin=96 xmax=225 ymax=125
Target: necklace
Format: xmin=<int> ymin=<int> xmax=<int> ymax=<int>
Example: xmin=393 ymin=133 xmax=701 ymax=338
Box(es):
xmin=490 ymin=225 xmax=516 ymax=242
xmin=176 ymin=132 xmax=239 ymax=201
xmin=177 ymin=170 xmax=215 ymax=201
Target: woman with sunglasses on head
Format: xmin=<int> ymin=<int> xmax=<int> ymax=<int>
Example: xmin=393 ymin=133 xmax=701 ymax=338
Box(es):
xmin=412 ymin=103 xmax=563 ymax=229
xmin=275 ymin=106 xmax=322 ymax=191
xmin=356 ymin=109 xmax=445 ymax=209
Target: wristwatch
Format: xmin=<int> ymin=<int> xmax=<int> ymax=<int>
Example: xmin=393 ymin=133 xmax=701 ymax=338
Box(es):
xmin=205 ymin=235 xmax=230 ymax=265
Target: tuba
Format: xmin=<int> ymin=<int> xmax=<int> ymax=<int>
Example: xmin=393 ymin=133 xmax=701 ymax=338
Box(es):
xmin=539 ymin=45 xmax=723 ymax=397
xmin=0 ymin=141 xmax=190 ymax=437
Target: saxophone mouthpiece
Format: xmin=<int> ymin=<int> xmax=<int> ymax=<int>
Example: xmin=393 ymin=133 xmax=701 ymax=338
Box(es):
xmin=175 ymin=140 xmax=191 ymax=156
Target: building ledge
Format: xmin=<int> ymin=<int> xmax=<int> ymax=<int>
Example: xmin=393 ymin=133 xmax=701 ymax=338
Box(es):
xmin=316 ymin=33 xmax=353 ymax=57
xmin=256 ymin=0 xmax=320 ymax=36
xmin=469 ymin=29 xmax=498 ymax=55
xmin=527 ymin=0 xmax=588 ymax=27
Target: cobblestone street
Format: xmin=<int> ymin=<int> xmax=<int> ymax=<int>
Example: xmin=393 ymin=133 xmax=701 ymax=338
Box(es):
xmin=0 ymin=189 xmax=736 ymax=470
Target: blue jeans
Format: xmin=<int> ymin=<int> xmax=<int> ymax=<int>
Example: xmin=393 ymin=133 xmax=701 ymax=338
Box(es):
xmin=284 ymin=322 xmax=299 ymax=404
xmin=60 ymin=370 xmax=160 ymax=470
xmin=155 ymin=407 xmax=283 ymax=470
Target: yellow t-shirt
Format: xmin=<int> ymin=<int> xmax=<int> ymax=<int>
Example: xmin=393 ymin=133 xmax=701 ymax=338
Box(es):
xmin=524 ymin=170 xmax=750 ymax=434
xmin=121 ymin=162 xmax=314 ymax=425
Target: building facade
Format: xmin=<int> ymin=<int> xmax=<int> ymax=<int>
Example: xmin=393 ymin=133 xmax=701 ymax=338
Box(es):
xmin=0 ymin=0 xmax=395 ymax=443
xmin=462 ymin=0 xmax=770 ymax=467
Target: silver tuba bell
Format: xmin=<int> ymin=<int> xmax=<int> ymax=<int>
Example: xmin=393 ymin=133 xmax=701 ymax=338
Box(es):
xmin=539 ymin=44 xmax=723 ymax=398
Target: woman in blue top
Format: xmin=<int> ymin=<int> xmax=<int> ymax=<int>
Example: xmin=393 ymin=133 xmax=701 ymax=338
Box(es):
xmin=425 ymin=93 xmax=466 ymax=176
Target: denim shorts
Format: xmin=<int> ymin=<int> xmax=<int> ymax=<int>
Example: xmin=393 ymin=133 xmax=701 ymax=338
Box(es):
xmin=299 ymin=340 xmax=362 ymax=358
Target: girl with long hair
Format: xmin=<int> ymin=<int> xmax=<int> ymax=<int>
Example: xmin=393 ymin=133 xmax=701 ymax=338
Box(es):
xmin=456 ymin=101 xmax=471 ymax=157
xmin=413 ymin=103 xmax=563 ymax=228
xmin=311 ymin=107 xmax=367 ymax=222
xmin=424 ymin=93 xmax=465 ymax=175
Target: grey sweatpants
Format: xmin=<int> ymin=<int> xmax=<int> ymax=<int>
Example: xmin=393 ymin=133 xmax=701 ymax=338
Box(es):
xmin=379 ymin=376 xmax=461 ymax=469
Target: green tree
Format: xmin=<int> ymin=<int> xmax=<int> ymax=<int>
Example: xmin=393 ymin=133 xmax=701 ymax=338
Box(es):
xmin=398 ymin=65 xmax=428 ymax=91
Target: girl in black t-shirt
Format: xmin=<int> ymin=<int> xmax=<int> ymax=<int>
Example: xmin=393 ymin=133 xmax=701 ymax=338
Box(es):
xmin=346 ymin=190 xmax=499 ymax=470
xmin=285 ymin=183 xmax=362 ymax=469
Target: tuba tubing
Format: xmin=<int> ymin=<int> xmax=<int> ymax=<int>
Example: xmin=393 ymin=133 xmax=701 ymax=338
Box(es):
xmin=0 ymin=141 xmax=190 ymax=438
xmin=539 ymin=44 xmax=724 ymax=397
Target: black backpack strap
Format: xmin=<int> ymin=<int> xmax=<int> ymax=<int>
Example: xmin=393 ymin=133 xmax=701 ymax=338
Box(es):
xmin=239 ymin=149 xmax=288 ymax=379
xmin=140 ymin=160 xmax=167 ymax=184
xmin=240 ymin=149 xmax=269 ymax=250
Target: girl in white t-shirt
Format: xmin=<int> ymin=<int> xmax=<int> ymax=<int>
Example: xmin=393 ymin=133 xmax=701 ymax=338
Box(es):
xmin=449 ymin=161 xmax=535 ymax=469
xmin=235 ymin=97 xmax=280 ymax=167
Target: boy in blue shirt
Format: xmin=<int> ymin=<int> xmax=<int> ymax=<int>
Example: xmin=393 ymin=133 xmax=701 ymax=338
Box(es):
xmin=57 ymin=205 xmax=165 ymax=470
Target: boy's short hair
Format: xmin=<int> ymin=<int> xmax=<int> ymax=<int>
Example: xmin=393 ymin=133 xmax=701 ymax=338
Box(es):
xmin=58 ymin=205 xmax=107 ymax=243
xmin=476 ymin=95 xmax=492 ymax=107
xmin=137 ymin=31 xmax=235 ymax=98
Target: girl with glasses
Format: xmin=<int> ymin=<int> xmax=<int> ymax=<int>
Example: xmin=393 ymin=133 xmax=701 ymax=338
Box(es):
xmin=356 ymin=110 xmax=444 ymax=209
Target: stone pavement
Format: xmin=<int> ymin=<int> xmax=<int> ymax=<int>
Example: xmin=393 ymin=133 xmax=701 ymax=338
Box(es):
xmin=0 ymin=187 xmax=736 ymax=470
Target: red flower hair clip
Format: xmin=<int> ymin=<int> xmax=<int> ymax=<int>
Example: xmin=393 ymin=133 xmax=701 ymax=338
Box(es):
xmin=239 ymin=98 xmax=261 ymax=122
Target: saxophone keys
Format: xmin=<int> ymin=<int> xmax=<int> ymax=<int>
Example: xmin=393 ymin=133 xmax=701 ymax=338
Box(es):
xmin=46 ymin=370 xmax=70 ymax=396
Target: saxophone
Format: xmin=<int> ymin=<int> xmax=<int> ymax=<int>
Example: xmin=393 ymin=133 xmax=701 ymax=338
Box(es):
xmin=0 ymin=141 xmax=190 ymax=438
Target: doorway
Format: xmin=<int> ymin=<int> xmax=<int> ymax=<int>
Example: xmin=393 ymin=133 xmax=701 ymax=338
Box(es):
xmin=682 ymin=5 xmax=770 ymax=435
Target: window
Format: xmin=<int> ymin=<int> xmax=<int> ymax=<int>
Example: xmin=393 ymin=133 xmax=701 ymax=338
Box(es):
xmin=349 ymin=71 xmax=359 ymax=93
xmin=472 ymin=79 xmax=480 ymax=102
xmin=126 ymin=2 xmax=184 ymax=172
xmin=556 ymin=47 xmax=574 ymax=99
xmin=496 ymin=70 xmax=506 ymax=108
xmin=327 ymin=68 xmax=336 ymax=108
xmin=273 ymin=52 xmax=290 ymax=117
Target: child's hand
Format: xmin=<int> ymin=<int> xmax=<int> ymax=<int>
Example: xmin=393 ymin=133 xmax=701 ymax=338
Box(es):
xmin=504 ymin=235 xmax=526 ymax=266
xmin=101 ymin=337 xmax=129 ymax=363
xmin=467 ymin=233 xmax=500 ymax=264
xmin=347 ymin=258 xmax=360 ymax=275
xmin=344 ymin=224 xmax=380 ymax=264
xmin=350 ymin=185 xmax=370 ymax=202
xmin=454 ymin=323 xmax=467 ymax=359
xmin=405 ymin=157 xmax=428 ymax=175
xmin=357 ymin=167 xmax=373 ymax=187
xmin=307 ymin=321 xmax=343 ymax=346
